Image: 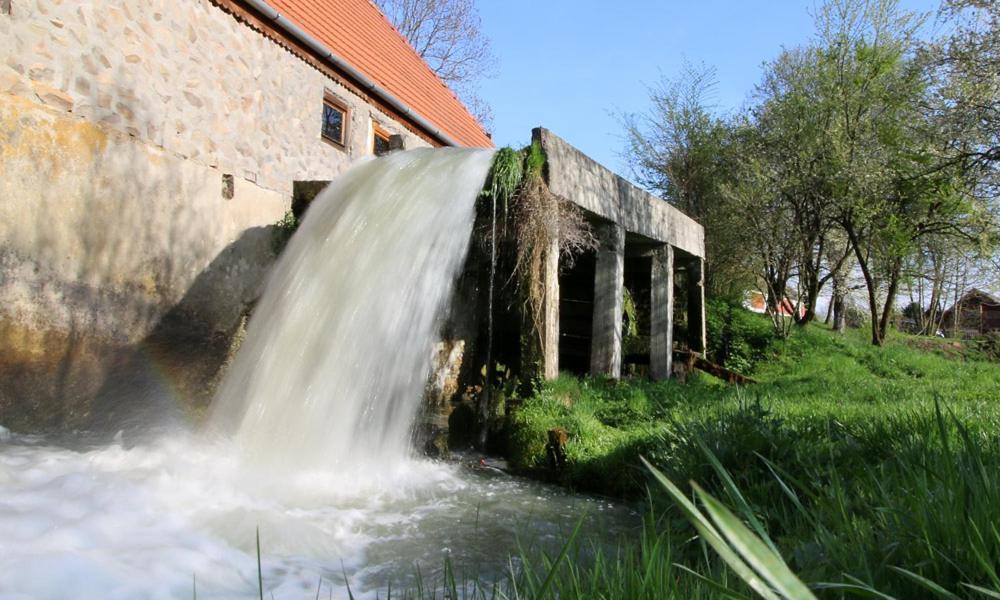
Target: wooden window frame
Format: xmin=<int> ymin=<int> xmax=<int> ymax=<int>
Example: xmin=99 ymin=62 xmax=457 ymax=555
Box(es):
xmin=372 ymin=122 xmax=392 ymax=156
xmin=321 ymin=92 xmax=349 ymax=149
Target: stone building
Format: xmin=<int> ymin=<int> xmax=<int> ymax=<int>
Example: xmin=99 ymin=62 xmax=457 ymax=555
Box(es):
xmin=0 ymin=0 xmax=491 ymax=429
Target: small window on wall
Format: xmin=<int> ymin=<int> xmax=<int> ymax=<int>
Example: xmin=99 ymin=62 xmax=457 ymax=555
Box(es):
xmin=321 ymin=94 xmax=348 ymax=148
xmin=372 ymin=123 xmax=392 ymax=156
xmin=1 ymin=0 xmax=10 ymax=15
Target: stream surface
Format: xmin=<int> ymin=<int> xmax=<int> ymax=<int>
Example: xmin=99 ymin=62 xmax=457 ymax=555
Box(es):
xmin=0 ymin=429 xmax=638 ymax=599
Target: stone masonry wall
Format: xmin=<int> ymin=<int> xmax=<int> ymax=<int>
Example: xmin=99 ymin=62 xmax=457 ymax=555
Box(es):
xmin=0 ymin=0 xmax=430 ymax=430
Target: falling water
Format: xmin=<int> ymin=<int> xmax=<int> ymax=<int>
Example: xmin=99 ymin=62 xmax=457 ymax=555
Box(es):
xmin=211 ymin=148 xmax=495 ymax=472
xmin=0 ymin=148 xmax=639 ymax=599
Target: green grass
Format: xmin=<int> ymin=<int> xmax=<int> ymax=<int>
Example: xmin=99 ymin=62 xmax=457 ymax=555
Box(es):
xmin=496 ymin=317 xmax=1000 ymax=597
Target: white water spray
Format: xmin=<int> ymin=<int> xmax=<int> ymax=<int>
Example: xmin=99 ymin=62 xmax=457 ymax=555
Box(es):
xmin=211 ymin=148 xmax=495 ymax=472
xmin=0 ymin=148 xmax=639 ymax=599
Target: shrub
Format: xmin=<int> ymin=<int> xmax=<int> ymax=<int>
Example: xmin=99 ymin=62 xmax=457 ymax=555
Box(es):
xmin=706 ymin=300 xmax=776 ymax=373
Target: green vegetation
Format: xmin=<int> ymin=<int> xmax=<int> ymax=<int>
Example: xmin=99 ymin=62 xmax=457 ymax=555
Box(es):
xmin=496 ymin=314 xmax=1000 ymax=597
xmin=270 ymin=209 xmax=300 ymax=255
xmin=623 ymin=0 xmax=998 ymax=344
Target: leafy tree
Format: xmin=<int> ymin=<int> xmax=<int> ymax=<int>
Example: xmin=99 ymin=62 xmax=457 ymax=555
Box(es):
xmin=621 ymin=63 xmax=750 ymax=300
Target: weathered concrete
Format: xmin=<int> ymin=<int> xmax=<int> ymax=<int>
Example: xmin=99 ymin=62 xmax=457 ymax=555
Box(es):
xmin=687 ymin=257 xmax=707 ymax=354
xmin=590 ymin=222 xmax=625 ymax=378
xmin=542 ymin=237 xmax=560 ymax=379
xmin=536 ymin=128 xmax=704 ymax=259
xmin=650 ymin=245 xmax=674 ymax=380
xmin=534 ymin=127 xmax=707 ymax=377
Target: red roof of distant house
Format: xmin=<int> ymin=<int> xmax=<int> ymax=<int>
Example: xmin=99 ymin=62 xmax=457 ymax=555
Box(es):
xmin=266 ymin=0 xmax=493 ymax=148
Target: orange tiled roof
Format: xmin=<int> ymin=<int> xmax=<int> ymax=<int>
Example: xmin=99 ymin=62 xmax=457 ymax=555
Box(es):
xmin=265 ymin=0 xmax=493 ymax=148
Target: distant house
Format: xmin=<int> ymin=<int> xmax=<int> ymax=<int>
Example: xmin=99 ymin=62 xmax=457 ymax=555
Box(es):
xmin=744 ymin=290 xmax=805 ymax=318
xmin=941 ymin=289 xmax=1000 ymax=337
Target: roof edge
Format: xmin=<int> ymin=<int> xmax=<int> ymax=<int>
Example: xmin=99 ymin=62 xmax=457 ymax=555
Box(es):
xmin=241 ymin=0 xmax=461 ymax=147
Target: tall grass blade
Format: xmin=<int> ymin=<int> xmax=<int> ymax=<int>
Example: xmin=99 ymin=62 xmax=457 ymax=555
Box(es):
xmin=256 ymin=526 xmax=264 ymax=600
xmin=696 ymin=436 xmax=778 ymax=555
xmin=961 ymin=583 xmax=1000 ymax=599
xmin=673 ymin=563 xmax=752 ymax=600
xmin=535 ymin=517 xmax=583 ymax=598
xmin=694 ymin=483 xmax=816 ymax=599
xmin=641 ymin=457 xmax=781 ymax=600
xmin=889 ymin=566 xmax=960 ymax=599
xmin=342 ymin=560 xmax=356 ymax=600
xmin=812 ymin=581 xmax=896 ymax=599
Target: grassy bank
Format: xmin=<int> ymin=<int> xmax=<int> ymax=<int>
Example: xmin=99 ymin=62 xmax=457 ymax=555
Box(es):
xmin=498 ymin=318 xmax=1000 ymax=597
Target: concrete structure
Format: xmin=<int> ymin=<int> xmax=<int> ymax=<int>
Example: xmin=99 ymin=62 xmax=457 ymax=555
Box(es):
xmin=534 ymin=128 xmax=706 ymax=380
xmin=0 ymin=0 xmax=489 ymax=429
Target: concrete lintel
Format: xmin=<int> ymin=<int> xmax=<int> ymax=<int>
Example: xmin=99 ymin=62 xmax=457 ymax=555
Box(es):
xmin=650 ymin=245 xmax=674 ymax=380
xmin=534 ymin=128 xmax=705 ymax=258
xmin=590 ymin=221 xmax=625 ymax=378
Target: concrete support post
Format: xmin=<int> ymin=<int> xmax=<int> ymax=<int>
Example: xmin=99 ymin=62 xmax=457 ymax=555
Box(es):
xmin=542 ymin=237 xmax=560 ymax=379
xmin=590 ymin=222 xmax=625 ymax=378
xmin=650 ymin=245 xmax=674 ymax=380
xmin=687 ymin=256 xmax=707 ymax=354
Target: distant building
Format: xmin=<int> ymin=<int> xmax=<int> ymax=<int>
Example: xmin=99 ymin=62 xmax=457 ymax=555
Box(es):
xmin=941 ymin=289 xmax=1000 ymax=337
xmin=744 ymin=290 xmax=804 ymax=318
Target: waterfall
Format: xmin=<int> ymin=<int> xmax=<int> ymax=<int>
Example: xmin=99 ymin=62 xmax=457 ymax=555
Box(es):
xmin=210 ymin=148 xmax=495 ymax=472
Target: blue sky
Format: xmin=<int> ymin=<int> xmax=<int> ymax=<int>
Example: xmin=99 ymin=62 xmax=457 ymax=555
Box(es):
xmin=478 ymin=0 xmax=941 ymax=176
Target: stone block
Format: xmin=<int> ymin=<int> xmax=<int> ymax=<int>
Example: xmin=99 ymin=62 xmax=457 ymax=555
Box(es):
xmin=0 ymin=66 xmax=29 ymax=96
xmin=27 ymin=63 xmax=53 ymax=82
xmin=33 ymin=82 xmax=73 ymax=111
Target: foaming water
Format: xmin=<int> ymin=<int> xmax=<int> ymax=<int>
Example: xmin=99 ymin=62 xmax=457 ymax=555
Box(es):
xmin=0 ymin=150 xmax=641 ymax=598
xmin=211 ymin=148 xmax=494 ymax=470
xmin=0 ymin=432 xmax=637 ymax=599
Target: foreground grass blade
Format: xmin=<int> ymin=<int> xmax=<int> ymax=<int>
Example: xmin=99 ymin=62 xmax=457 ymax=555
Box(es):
xmin=694 ymin=483 xmax=816 ymax=600
xmin=812 ymin=581 xmax=896 ymax=599
xmin=962 ymin=583 xmax=1000 ymax=599
xmin=642 ymin=457 xmax=781 ymax=600
xmin=256 ymin=527 xmax=264 ymax=600
xmin=697 ymin=437 xmax=779 ymax=555
xmin=534 ymin=516 xmax=584 ymax=598
xmin=889 ymin=566 xmax=960 ymax=599
xmin=673 ymin=563 xmax=753 ymax=600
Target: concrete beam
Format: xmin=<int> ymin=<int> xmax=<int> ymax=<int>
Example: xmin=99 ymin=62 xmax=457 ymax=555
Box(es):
xmin=590 ymin=222 xmax=625 ymax=378
xmin=687 ymin=256 xmax=707 ymax=354
xmin=650 ymin=245 xmax=674 ymax=380
xmin=535 ymin=128 xmax=704 ymax=259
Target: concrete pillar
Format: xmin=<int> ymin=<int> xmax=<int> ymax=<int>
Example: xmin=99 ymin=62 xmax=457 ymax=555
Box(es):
xmin=687 ymin=256 xmax=707 ymax=354
xmin=650 ymin=245 xmax=674 ymax=380
xmin=542 ymin=237 xmax=560 ymax=379
xmin=590 ymin=222 xmax=625 ymax=378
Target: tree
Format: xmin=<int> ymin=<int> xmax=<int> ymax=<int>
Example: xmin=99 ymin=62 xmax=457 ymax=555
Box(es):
xmin=374 ymin=0 xmax=498 ymax=127
xmin=621 ymin=63 xmax=750 ymax=299
xmin=928 ymin=0 xmax=999 ymax=174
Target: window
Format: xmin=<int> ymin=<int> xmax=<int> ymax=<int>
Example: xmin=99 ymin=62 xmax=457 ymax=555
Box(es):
xmin=321 ymin=94 xmax=348 ymax=147
xmin=1 ymin=1 xmax=10 ymax=15
xmin=372 ymin=123 xmax=392 ymax=156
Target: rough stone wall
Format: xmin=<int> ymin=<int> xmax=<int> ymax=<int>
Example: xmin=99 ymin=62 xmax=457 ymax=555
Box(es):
xmin=0 ymin=0 xmax=430 ymax=430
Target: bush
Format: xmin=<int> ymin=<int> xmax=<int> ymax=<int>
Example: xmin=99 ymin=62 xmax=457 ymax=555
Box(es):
xmin=706 ymin=300 xmax=776 ymax=373
xmin=982 ymin=330 xmax=1000 ymax=361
